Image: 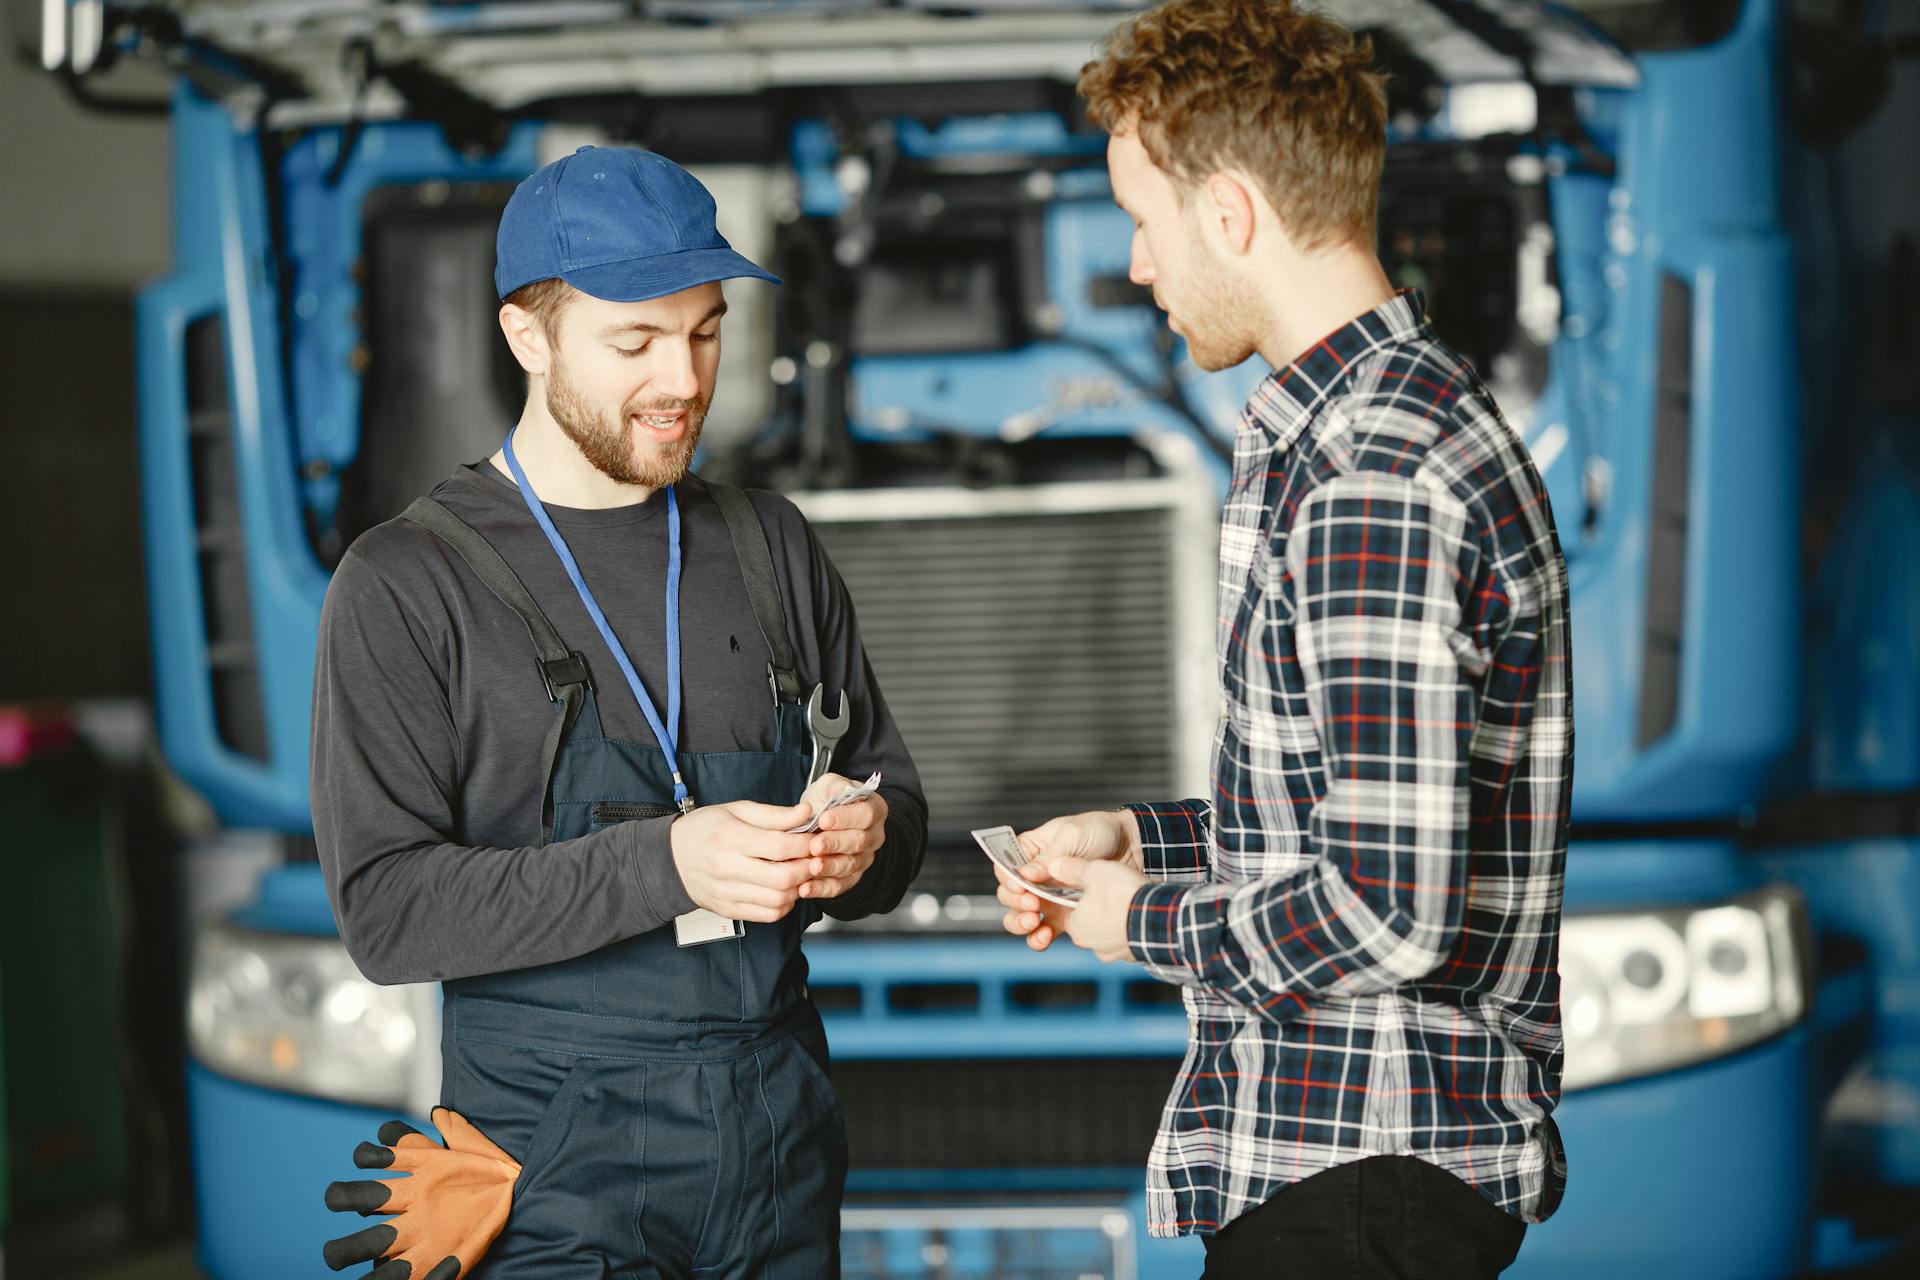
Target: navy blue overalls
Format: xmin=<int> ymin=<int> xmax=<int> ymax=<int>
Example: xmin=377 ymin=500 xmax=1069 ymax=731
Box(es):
xmin=400 ymin=478 xmax=847 ymax=1278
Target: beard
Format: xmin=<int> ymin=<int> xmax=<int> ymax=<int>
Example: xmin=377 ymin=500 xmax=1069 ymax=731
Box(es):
xmin=545 ymin=348 xmax=708 ymax=488
xmin=1164 ymin=237 xmax=1268 ymax=373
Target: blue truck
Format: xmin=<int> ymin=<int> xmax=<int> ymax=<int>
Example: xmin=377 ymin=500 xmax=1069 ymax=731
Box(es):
xmin=20 ymin=0 xmax=1920 ymax=1275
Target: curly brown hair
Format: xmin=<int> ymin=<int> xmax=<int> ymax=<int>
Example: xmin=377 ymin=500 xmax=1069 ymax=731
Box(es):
xmin=1078 ymin=0 xmax=1388 ymax=251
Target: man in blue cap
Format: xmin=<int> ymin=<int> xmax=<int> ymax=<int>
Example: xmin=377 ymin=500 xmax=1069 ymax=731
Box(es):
xmin=310 ymin=145 xmax=927 ymax=1278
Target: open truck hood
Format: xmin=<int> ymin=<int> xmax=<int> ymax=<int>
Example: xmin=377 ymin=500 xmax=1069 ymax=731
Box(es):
xmin=30 ymin=0 xmax=1634 ymax=128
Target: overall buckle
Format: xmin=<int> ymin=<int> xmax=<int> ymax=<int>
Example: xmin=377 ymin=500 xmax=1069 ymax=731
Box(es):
xmin=540 ymin=651 xmax=593 ymax=701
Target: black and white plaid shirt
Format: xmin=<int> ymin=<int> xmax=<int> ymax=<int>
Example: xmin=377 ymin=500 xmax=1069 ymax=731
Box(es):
xmin=1125 ymin=290 xmax=1573 ymax=1237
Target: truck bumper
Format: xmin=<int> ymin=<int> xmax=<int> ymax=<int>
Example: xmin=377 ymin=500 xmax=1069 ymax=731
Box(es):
xmin=1512 ymin=1028 xmax=1815 ymax=1277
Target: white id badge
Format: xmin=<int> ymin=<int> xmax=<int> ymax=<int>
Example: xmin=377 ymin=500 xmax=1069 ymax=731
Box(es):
xmin=674 ymin=908 xmax=746 ymax=947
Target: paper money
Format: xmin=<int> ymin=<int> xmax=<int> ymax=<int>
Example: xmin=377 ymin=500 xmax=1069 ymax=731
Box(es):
xmin=972 ymin=824 xmax=1083 ymax=907
xmin=788 ymin=772 xmax=882 ymax=833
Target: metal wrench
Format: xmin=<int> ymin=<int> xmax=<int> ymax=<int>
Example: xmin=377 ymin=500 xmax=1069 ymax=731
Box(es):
xmin=806 ymin=684 xmax=850 ymax=785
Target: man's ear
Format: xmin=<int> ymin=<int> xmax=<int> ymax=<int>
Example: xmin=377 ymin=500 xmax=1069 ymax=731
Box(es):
xmin=499 ymin=303 xmax=551 ymax=377
xmin=1201 ymin=170 xmax=1260 ymax=258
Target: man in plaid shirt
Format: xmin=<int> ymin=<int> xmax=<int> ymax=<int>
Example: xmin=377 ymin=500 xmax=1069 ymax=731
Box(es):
xmin=996 ymin=2 xmax=1572 ymax=1275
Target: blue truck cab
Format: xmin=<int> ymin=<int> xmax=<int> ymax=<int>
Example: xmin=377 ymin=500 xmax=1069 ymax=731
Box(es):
xmin=21 ymin=0 xmax=1920 ymax=1274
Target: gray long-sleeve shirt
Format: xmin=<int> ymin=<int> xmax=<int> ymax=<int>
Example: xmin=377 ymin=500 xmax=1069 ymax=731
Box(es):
xmin=311 ymin=462 xmax=926 ymax=985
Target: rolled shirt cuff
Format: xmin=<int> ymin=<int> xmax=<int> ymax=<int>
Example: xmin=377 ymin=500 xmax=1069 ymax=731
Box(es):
xmin=1124 ymin=800 xmax=1212 ymax=883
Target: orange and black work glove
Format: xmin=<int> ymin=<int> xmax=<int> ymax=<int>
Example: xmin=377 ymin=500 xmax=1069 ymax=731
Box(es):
xmin=322 ymin=1107 xmax=520 ymax=1280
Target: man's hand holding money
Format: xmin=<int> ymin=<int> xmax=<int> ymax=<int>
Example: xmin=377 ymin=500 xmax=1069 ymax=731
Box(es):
xmin=795 ymin=771 xmax=889 ymax=901
xmin=995 ymin=810 xmax=1147 ymax=959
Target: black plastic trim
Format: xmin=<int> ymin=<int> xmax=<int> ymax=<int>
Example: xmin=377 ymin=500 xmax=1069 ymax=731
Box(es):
xmin=1638 ymin=273 xmax=1693 ymax=749
xmin=185 ymin=315 xmax=270 ymax=764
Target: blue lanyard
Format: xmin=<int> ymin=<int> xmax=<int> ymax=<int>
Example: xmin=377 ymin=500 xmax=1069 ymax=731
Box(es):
xmin=502 ymin=429 xmax=692 ymax=812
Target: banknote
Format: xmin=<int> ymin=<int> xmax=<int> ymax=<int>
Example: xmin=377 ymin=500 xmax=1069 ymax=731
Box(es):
xmin=788 ymin=771 xmax=882 ymax=833
xmin=972 ymin=824 xmax=1083 ymax=907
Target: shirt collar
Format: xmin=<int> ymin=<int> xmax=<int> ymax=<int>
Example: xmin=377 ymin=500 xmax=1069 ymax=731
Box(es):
xmin=1240 ymin=288 xmax=1429 ymax=448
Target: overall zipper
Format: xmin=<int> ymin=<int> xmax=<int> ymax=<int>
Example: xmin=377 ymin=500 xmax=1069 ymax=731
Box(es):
xmin=590 ymin=801 xmax=679 ymax=823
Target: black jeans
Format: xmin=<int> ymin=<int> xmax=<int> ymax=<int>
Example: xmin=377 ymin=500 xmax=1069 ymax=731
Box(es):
xmin=1200 ymin=1156 xmax=1527 ymax=1279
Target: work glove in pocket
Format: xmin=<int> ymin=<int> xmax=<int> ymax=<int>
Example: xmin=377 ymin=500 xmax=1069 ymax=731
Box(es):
xmin=322 ymin=1106 xmax=520 ymax=1280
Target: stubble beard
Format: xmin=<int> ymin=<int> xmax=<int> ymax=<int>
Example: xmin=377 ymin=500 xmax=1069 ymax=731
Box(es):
xmin=545 ymin=347 xmax=708 ymax=489
xmin=1169 ymin=238 xmax=1267 ymax=373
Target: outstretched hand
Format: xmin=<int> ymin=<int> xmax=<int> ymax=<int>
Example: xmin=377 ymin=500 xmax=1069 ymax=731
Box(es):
xmin=997 ymin=809 xmax=1144 ymax=955
xmin=1034 ymin=854 xmax=1147 ymax=962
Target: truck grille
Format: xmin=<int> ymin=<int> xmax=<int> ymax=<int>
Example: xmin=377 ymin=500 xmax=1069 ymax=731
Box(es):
xmin=795 ymin=473 xmax=1217 ymax=917
xmin=833 ymin=1056 xmax=1178 ymax=1170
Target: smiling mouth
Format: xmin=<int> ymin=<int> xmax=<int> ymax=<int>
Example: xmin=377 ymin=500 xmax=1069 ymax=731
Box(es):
xmin=631 ymin=411 xmax=683 ymax=433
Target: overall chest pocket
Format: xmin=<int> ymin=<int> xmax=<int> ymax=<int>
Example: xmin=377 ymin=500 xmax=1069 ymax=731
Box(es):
xmin=586 ymin=801 xmax=749 ymax=1022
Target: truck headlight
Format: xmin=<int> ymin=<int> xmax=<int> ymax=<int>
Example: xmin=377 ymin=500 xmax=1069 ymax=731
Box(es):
xmin=1560 ymin=887 xmax=1808 ymax=1091
xmin=189 ymin=924 xmax=439 ymax=1111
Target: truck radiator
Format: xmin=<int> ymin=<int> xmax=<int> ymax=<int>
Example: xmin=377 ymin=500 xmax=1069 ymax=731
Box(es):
xmin=794 ymin=469 xmax=1217 ymax=923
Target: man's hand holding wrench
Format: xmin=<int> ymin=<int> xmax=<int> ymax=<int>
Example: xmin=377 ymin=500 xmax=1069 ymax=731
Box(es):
xmin=792 ymin=686 xmax=887 ymax=902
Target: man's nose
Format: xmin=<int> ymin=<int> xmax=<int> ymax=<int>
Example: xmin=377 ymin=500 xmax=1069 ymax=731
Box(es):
xmin=653 ymin=343 xmax=701 ymax=401
xmin=1128 ymin=233 xmax=1155 ymax=287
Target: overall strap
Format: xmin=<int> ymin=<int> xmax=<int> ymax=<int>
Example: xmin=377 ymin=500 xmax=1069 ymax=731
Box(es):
xmin=401 ymin=497 xmax=590 ymax=842
xmin=707 ymin=482 xmax=804 ymax=704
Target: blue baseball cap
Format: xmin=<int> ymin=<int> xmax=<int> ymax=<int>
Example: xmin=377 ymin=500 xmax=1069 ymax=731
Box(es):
xmin=494 ymin=145 xmax=781 ymax=302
